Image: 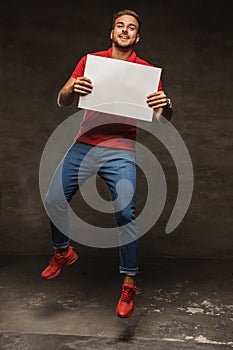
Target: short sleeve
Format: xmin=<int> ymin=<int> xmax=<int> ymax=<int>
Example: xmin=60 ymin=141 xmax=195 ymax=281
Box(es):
xmin=158 ymin=79 xmax=163 ymax=91
xmin=71 ymin=55 xmax=87 ymax=79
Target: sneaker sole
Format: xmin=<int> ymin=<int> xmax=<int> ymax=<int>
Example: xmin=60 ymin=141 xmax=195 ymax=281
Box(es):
xmin=116 ymin=306 xmax=134 ymax=318
xmin=41 ymin=268 xmax=62 ymax=280
xmin=116 ymin=310 xmax=134 ymax=318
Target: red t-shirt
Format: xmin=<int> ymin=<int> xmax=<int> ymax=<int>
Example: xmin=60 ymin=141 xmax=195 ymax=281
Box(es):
xmin=72 ymin=48 xmax=162 ymax=150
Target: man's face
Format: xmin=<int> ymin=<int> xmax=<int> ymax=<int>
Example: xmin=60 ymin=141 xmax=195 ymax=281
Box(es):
xmin=111 ymin=15 xmax=140 ymax=50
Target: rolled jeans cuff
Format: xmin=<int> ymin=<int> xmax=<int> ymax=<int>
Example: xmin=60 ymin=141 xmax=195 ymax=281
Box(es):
xmin=52 ymin=242 xmax=70 ymax=250
xmin=120 ymin=266 xmax=139 ymax=276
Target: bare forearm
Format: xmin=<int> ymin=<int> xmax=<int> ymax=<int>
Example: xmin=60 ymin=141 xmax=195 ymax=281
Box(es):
xmin=155 ymin=106 xmax=173 ymax=123
xmin=57 ymin=76 xmax=93 ymax=107
xmin=57 ymin=86 xmax=77 ymax=107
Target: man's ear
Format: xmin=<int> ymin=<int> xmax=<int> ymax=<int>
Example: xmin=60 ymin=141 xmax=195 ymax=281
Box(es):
xmin=136 ymin=34 xmax=140 ymax=44
xmin=110 ymin=30 xmax=113 ymax=40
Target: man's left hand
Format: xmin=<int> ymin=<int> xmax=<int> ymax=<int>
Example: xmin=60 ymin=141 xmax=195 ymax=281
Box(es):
xmin=146 ymin=90 xmax=169 ymax=113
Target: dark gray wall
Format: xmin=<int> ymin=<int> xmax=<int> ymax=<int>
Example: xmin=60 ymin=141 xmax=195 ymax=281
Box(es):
xmin=1 ymin=0 xmax=232 ymax=258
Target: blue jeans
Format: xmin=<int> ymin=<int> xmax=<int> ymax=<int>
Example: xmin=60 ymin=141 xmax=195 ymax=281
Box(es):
xmin=45 ymin=141 xmax=138 ymax=276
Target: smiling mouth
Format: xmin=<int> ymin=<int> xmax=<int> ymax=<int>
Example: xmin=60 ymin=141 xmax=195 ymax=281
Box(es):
xmin=119 ymin=35 xmax=129 ymax=40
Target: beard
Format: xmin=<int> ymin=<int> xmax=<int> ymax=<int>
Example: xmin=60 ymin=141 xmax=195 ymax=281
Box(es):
xmin=111 ymin=36 xmax=137 ymax=50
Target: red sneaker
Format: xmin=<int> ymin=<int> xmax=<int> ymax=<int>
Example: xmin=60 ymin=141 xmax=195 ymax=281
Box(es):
xmin=116 ymin=283 xmax=139 ymax=318
xmin=41 ymin=246 xmax=78 ymax=279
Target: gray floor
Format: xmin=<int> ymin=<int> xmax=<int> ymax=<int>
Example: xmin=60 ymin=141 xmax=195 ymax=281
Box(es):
xmin=0 ymin=255 xmax=232 ymax=349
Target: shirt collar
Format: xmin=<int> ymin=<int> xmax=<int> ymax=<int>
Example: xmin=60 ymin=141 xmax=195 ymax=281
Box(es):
xmin=107 ymin=47 xmax=137 ymax=62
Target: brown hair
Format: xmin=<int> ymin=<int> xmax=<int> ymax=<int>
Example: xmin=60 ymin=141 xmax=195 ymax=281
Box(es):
xmin=112 ymin=9 xmax=142 ymax=33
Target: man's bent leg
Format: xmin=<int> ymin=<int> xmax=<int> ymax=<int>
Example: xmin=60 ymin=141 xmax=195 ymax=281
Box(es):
xmin=42 ymin=141 xmax=95 ymax=279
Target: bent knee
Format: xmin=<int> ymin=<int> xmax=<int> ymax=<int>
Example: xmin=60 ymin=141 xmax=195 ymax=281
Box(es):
xmin=115 ymin=208 xmax=135 ymax=225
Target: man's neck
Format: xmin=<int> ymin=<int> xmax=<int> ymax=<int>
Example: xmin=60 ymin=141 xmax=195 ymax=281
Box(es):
xmin=111 ymin=45 xmax=133 ymax=60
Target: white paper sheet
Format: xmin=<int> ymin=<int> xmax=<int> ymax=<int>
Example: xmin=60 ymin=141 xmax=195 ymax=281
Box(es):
xmin=78 ymin=55 xmax=162 ymax=122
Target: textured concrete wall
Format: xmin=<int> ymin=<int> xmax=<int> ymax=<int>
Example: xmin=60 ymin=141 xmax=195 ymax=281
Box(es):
xmin=1 ymin=0 xmax=232 ymax=258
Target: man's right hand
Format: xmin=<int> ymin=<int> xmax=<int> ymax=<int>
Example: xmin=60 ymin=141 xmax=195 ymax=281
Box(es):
xmin=73 ymin=77 xmax=93 ymax=96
